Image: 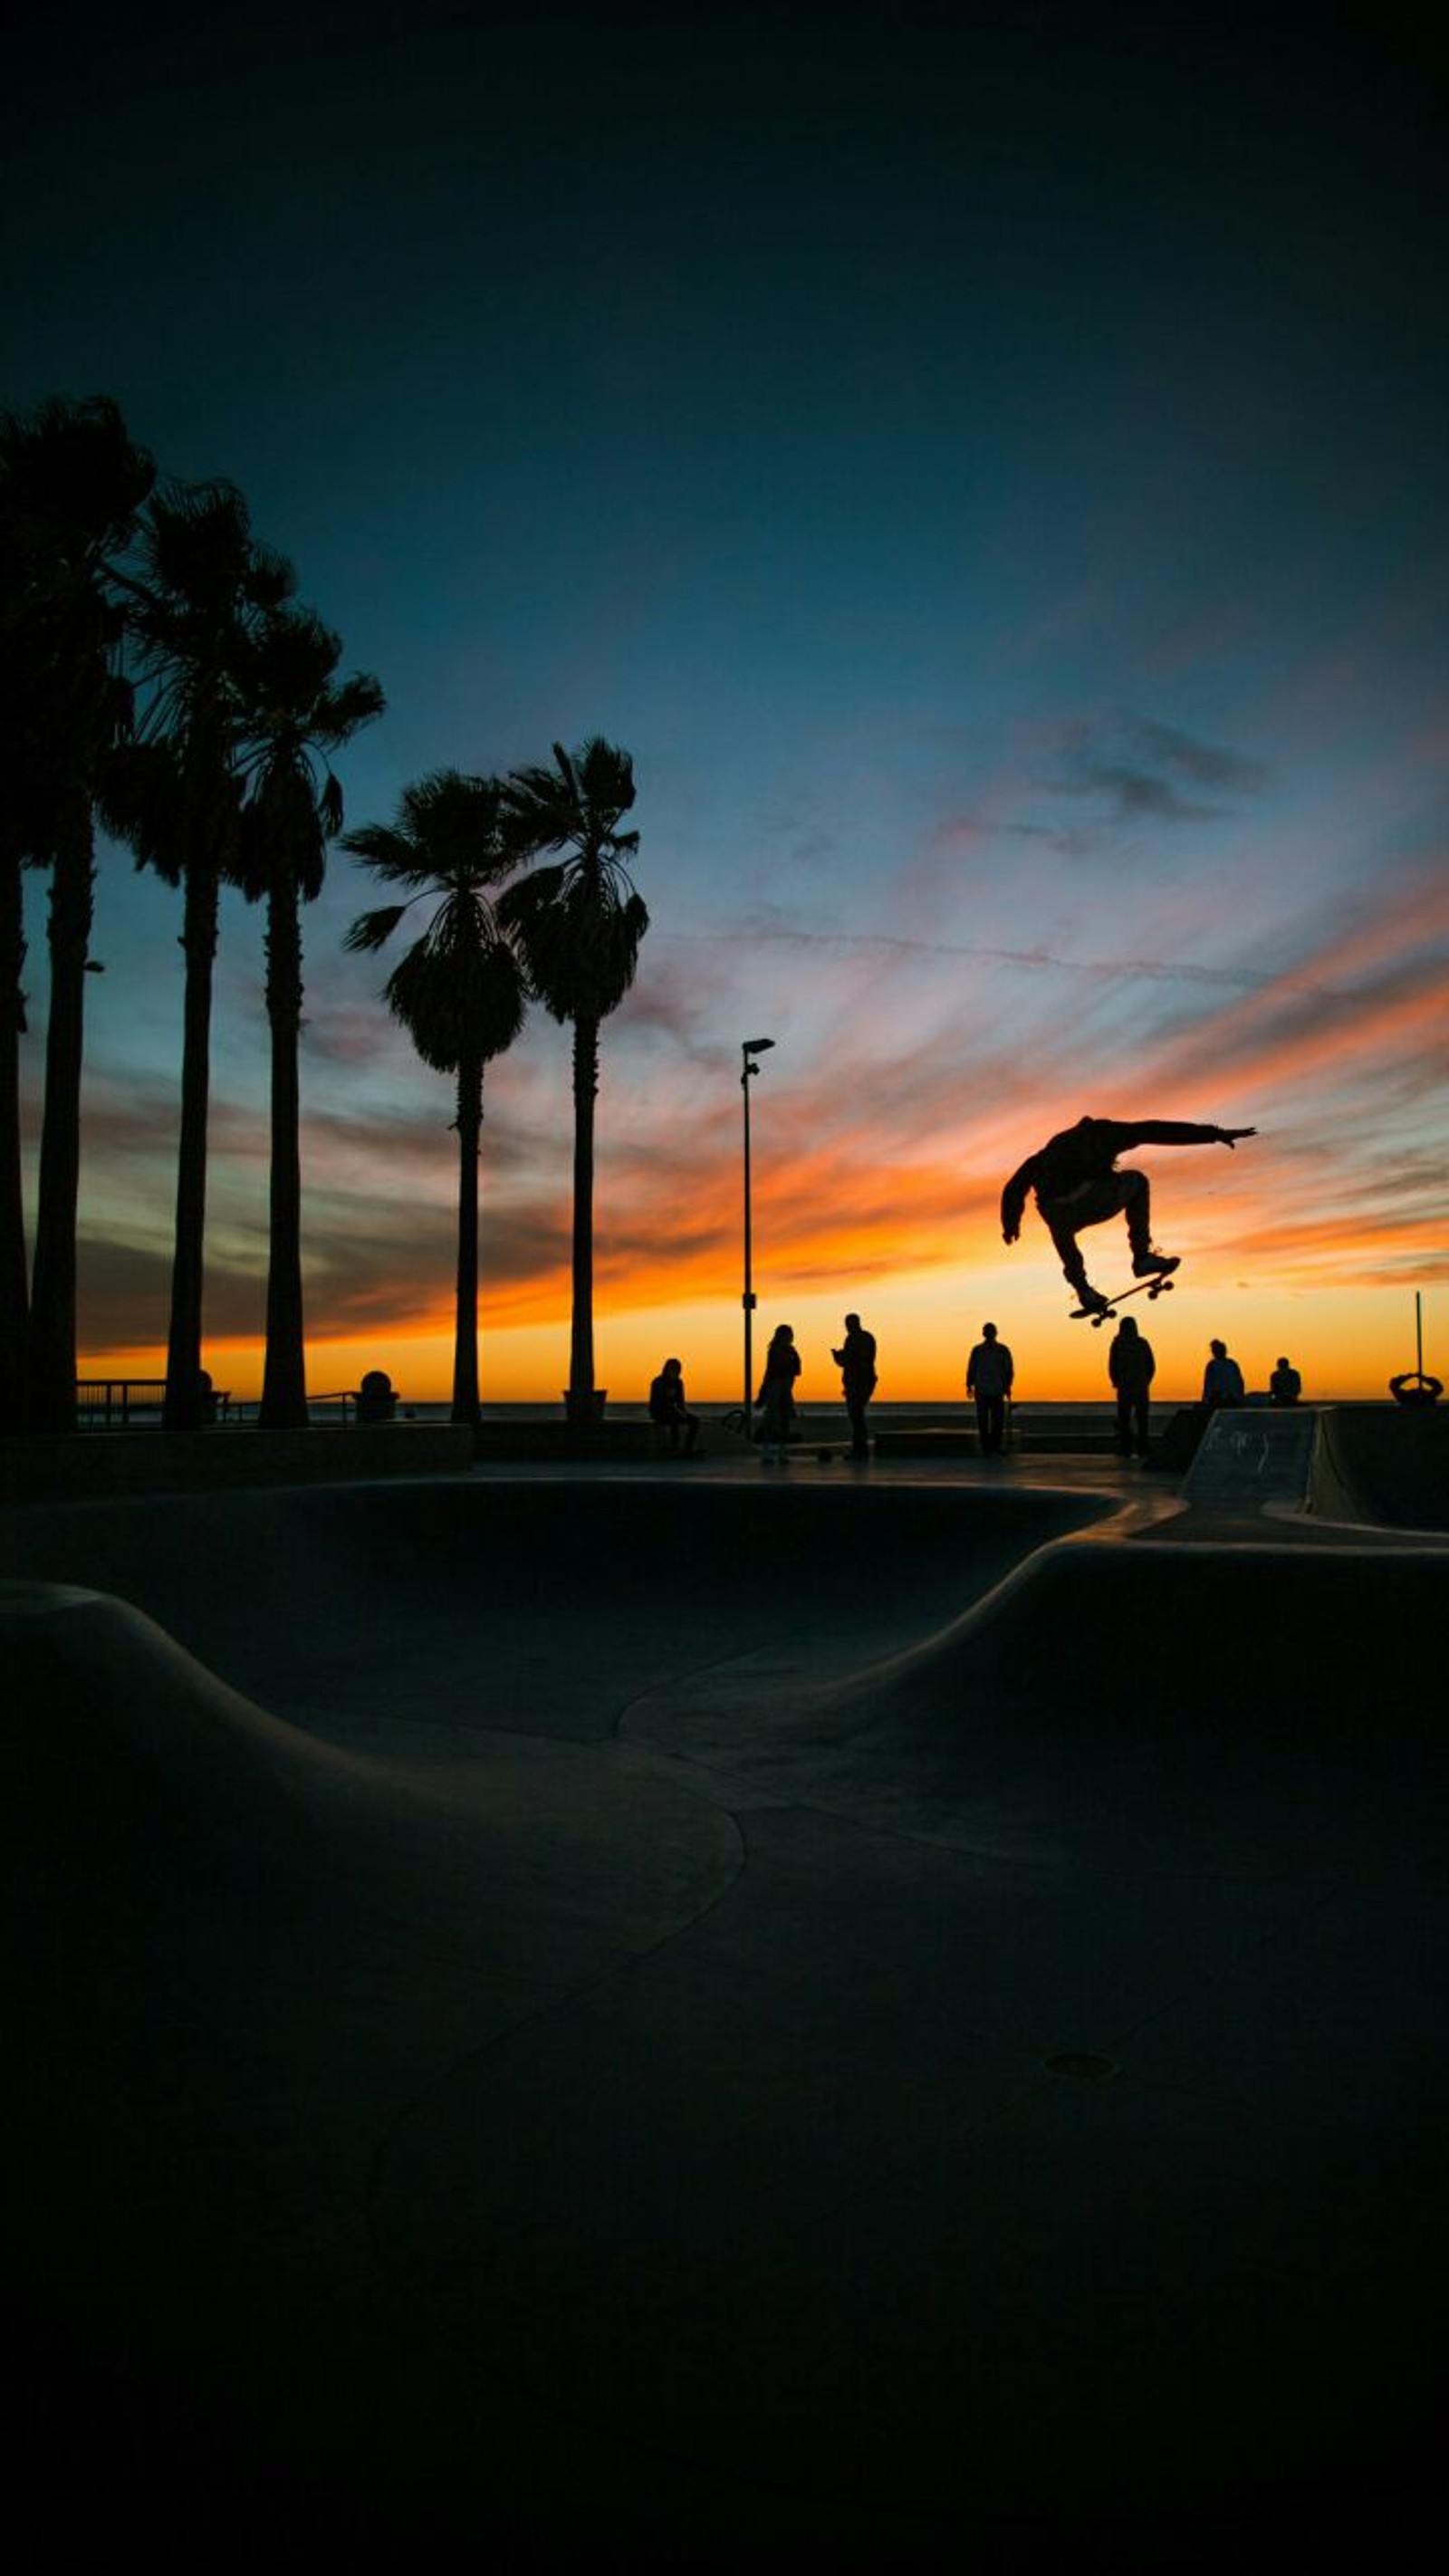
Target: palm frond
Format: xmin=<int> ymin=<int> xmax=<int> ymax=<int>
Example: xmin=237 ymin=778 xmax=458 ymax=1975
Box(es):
xmin=382 ymin=928 xmax=527 ymax=1076
xmin=338 ymin=821 xmax=431 ymax=882
xmin=320 ymin=671 xmax=386 ymax=744
xmin=0 ymin=395 xmax=155 ymax=563
xmin=494 ymin=863 xmax=567 ymax=931
xmin=576 ymin=733 xmax=636 ymax=818
xmin=344 ymin=902 xmax=408 ymax=955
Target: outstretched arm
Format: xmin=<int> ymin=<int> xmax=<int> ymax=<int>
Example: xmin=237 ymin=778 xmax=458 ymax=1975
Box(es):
xmin=1118 ymin=1120 xmax=1256 ymax=1151
xmin=1001 ymin=1157 xmax=1038 ymax=1245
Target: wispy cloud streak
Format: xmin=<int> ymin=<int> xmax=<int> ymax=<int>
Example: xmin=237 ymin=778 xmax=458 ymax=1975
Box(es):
xmin=662 ymin=925 xmax=1333 ymax=995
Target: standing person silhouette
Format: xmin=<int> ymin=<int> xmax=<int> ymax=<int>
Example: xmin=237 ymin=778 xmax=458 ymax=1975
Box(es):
xmin=966 ymin=1321 xmax=1014 ymax=1456
xmin=831 ymin=1312 xmax=878 ymax=1459
xmin=1001 ymin=1115 xmax=1256 ymax=1316
xmin=756 ymin=1323 xmax=801 ymax=1465
xmin=1108 ymin=1312 xmax=1156 ymax=1459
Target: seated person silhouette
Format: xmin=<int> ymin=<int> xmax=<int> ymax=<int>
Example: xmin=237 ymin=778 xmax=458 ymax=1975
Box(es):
xmin=1270 ymin=1356 xmax=1302 ymax=1405
xmin=356 ymin=1369 xmax=398 ymax=1423
xmin=1001 ymin=1114 xmax=1255 ymax=1317
xmin=648 ymin=1356 xmax=700 ymax=1454
xmin=1202 ymin=1339 xmax=1245 ymax=1408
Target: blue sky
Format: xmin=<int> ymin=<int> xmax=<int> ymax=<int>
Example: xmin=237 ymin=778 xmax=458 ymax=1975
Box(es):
xmin=6 ymin=3 xmax=1446 ymax=1396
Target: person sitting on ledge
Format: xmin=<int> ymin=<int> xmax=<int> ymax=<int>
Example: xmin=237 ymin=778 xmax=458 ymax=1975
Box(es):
xmin=356 ymin=1370 xmax=398 ymax=1424
xmin=1270 ymin=1355 xmax=1302 ymax=1406
xmin=648 ymin=1356 xmax=700 ymax=1454
xmin=1202 ymin=1339 xmax=1245 ymax=1409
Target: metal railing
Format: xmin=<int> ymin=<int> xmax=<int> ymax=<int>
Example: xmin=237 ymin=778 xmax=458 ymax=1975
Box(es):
xmin=73 ymin=1380 xmax=361 ymax=1429
xmin=76 ymin=1378 xmax=170 ymax=1428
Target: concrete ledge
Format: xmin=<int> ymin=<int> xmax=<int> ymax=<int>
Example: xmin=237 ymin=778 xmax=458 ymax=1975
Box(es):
xmin=872 ymin=1428 xmax=983 ymax=1456
xmin=470 ymin=1418 xmax=754 ymax=1462
xmin=874 ymin=1426 xmax=1118 ymax=1457
xmin=3 ymin=1422 xmax=476 ymax=1503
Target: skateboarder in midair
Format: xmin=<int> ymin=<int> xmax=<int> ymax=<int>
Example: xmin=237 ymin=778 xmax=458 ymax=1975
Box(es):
xmin=1000 ymin=1115 xmax=1256 ymax=1316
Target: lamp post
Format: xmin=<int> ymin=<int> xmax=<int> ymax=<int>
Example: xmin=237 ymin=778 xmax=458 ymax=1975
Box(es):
xmin=741 ymin=1038 xmax=775 ymax=1421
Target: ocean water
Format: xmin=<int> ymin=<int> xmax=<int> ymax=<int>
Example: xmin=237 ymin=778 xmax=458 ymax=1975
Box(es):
xmin=78 ymin=1389 xmax=1127 ymax=1430
xmin=77 ymin=1387 xmax=1326 ymax=1432
xmin=404 ymin=1397 xmax=1123 ymax=1426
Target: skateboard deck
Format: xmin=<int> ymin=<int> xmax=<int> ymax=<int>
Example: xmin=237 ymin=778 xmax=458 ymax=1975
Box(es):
xmin=1070 ymin=1274 xmax=1176 ymax=1327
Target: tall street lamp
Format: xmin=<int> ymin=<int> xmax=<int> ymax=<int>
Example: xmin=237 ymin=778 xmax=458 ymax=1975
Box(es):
xmin=741 ymin=1038 xmax=775 ymax=1421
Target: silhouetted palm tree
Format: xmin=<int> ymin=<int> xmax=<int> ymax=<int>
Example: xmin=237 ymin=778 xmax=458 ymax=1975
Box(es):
xmin=0 ymin=396 xmax=155 ymax=1432
xmin=235 ymin=605 xmax=383 ymax=1429
xmin=101 ymin=482 xmax=294 ymax=1432
xmin=342 ymin=773 xmax=526 ymax=1425
xmin=498 ymin=737 xmax=646 ymax=1422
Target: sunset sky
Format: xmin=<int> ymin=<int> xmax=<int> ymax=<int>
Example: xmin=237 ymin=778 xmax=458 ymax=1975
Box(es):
xmin=6 ymin=3 xmax=1446 ymax=1404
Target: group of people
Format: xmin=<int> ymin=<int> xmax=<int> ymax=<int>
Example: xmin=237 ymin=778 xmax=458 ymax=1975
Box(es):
xmin=753 ymin=1313 xmax=878 ymax=1463
xmin=649 ymin=1317 xmax=879 ymax=1462
xmin=966 ymin=1322 xmax=1301 ymax=1464
xmin=1108 ymin=1328 xmax=1302 ymax=1458
xmin=747 ymin=1312 xmax=1003 ymax=1463
xmin=650 ymin=1320 xmax=1303 ymax=1469
xmin=646 ymin=1106 xmax=1282 ymax=1469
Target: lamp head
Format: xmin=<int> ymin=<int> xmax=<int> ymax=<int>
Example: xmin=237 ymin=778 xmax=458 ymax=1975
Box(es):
xmin=742 ymin=1037 xmax=775 ymax=1056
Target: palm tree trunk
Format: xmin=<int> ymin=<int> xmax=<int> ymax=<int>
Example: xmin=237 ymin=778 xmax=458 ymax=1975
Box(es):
xmin=452 ymin=1056 xmax=482 ymax=1426
xmin=565 ymin=1014 xmax=600 ymax=1422
xmin=163 ymin=856 xmax=218 ymax=1434
xmin=0 ymin=853 xmax=28 ymax=1432
xmin=259 ymin=877 xmax=309 ymax=1429
xmin=26 ymin=815 xmax=94 ymax=1433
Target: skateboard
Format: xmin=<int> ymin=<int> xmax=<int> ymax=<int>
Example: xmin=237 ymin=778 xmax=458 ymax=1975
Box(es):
xmin=1070 ymin=1273 xmax=1176 ymax=1328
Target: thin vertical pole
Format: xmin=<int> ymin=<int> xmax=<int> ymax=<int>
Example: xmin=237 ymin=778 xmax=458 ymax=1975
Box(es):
xmin=1416 ymin=1290 xmax=1424 ymax=1377
xmin=743 ymin=1059 xmax=753 ymax=1420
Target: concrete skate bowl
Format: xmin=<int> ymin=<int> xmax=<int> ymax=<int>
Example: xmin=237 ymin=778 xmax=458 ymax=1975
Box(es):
xmin=810 ymin=1533 xmax=1446 ymax=1868
xmin=11 ymin=1476 xmax=1150 ymax=2550
xmin=7 ymin=1475 xmax=1113 ymax=1746
xmin=1309 ymin=1399 xmax=1449 ymax=1530
xmin=6 ymin=1474 xmax=1445 ymax=2542
xmin=2 ymin=1570 xmax=759 ymax=2553
xmin=380 ymin=1522 xmax=1445 ymax=2534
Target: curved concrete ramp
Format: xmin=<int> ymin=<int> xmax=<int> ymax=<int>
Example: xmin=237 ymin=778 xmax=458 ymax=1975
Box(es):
xmin=5 ymin=1476 xmax=1445 ymax=2546
xmin=376 ymin=1523 xmax=1447 ymax=2531
xmin=623 ymin=1522 xmax=1442 ymax=1864
xmin=1310 ymin=1400 xmax=1449 ymax=1530
xmin=4 ymin=1573 xmax=744 ymax=2555
xmin=5 ymin=1579 xmax=742 ymax=1974
xmin=9 ymin=1478 xmax=1112 ymax=1744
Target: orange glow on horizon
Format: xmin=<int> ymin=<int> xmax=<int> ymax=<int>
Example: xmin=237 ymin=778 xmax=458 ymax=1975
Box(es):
xmin=69 ymin=850 xmax=1446 ymax=1416
xmin=81 ymin=1261 xmax=1438 ymax=1409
